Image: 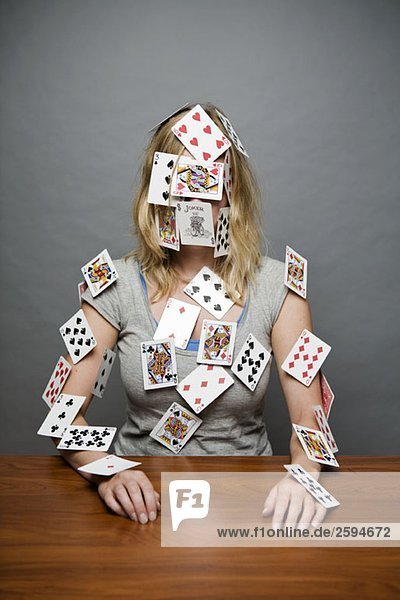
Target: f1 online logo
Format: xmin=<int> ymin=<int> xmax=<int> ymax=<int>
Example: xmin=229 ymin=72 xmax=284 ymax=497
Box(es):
xmin=169 ymin=480 xmax=211 ymax=531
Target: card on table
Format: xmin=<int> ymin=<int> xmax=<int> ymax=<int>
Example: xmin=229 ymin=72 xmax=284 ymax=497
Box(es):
xmin=59 ymin=308 xmax=97 ymax=364
xmin=78 ymin=281 xmax=88 ymax=306
xmin=281 ymin=329 xmax=331 ymax=387
xmin=81 ymin=249 xmax=118 ymax=298
xmin=78 ymin=454 xmax=142 ymax=476
xmin=149 ymin=402 xmax=202 ymax=454
xmin=157 ymin=206 xmax=180 ymax=251
xmin=171 ymin=104 xmax=231 ymax=163
xmin=57 ymin=425 xmax=117 ymax=451
xmin=176 ymin=201 xmax=215 ymax=247
xmin=183 ymin=266 xmax=234 ymax=319
xmin=153 ymin=297 xmax=200 ymax=350
xmin=223 ymin=150 xmax=232 ymax=203
xmin=147 ymin=152 xmax=180 ymax=206
xmin=172 ymin=159 xmax=224 ymax=200
xmin=214 ymin=207 xmax=230 ymax=258
xmin=284 ymin=245 xmax=308 ymax=299
xmin=148 ymin=102 xmax=190 ymax=132
xmin=292 ymin=423 xmax=339 ymax=467
xmin=231 ymin=333 xmax=271 ymax=391
xmin=91 ymin=347 xmax=116 ymax=398
xmin=284 ymin=464 xmax=340 ymax=509
xmin=320 ymin=372 xmax=335 ymax=418
xmin=312 ymin=404 xmax=338 ymax=453
xmin=42 ymin=356 xmax=72 ymax=407
xmin=141 ymin=339 xmax=178 ymax=390
xmin=177 ymin=364 xmax=234 ymax=413
xmin=37 ymin=394 xmax=86 ymax=438
xmin=197 ymin=320 xmax=237 ymax=366
xmin=216 ymin=109 xmax=249 ymax=157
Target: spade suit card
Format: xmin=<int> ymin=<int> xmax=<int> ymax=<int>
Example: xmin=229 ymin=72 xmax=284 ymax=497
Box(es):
xmin=214 ymin=207 xmax=230 ymax=258
xmin=78 ymin=454 xmax=142 ymax=476
xmin=284 ymin=245 xmax=308 ymax=299
xmin=281 ymin=329 xmax=331 ymax=387
xmin=183 ymin=266 xmax=234 ymax=319
xmin=57 ymin=425 xmax=117 ymax=451
xmin=91 ymin=347 xmax=116 ymax=398
xmin=147 ymin=152 xmax=180 ymax=206
xmin=59 ymin=309 xmax=97 ymax=364
xmin=81 ymin=249 xmax=118 ymax=298
xmin=231 ymin=334 xmax=271 ymax=391
xmin=284 ymin=464 xmax=340 ymax=509
xmin=176 ymin=201 xmax=215 ymax=247
xmin=157 ymin=206 xmax=180 ymax=251
xmin=141 ymin=339 xmax=178 ymax=390
xmin=320 ymin=372 xmax=335 ymax=418
xmin=312 ymin=404 xmax=338 ymax=453
xmin=292 ymin=423 xmax=339 ymax=467
xmin=197 ymin=320 xmax=237 ymax=366
xmin=153 ymin=297 xmax=200 ymax=350
xmin=37 ymin=394 xmax=86 ymax=438
xmin=172 ymin=159 xmax=224 ymax=201
xmin=171 ymin=104 xmax=231 ymax=163
xmin=149 ymin=402 xmax=202 ymax=454
xmin=42 ymin=356 xmax=72 ymax=407
xmin=223 ymin=150 xmax=232 ymax=203
xmin=176 ymin=364 xmax=234 ymax=413
xmin=216 ymin=109 xmax=249 ymax=157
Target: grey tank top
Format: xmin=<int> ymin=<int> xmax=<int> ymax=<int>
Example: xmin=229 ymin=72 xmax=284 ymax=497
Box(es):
xmin=81 ymin=255 xmax=288 ymax=456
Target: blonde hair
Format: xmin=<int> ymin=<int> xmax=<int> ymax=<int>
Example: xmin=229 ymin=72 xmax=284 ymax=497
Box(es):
xmin=125 ymin=102 xmax=264 ymax=305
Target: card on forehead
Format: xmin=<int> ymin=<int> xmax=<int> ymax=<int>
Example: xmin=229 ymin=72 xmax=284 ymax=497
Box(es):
xmin=284 ymin=464 xmax=340 ymax=508
xmin=37 ymin=394 xmax=86 ymax=438
xmin=312 ymin=404 xmax=338 ymax=453
xmin=214 ymin=207 xmax=230 ymax=258
xmin=147 ymin=152 xmax=180 ymax=206
xmin=148 ymin=102 xmax=190 ymax=132
xmin=231 ymin=333 xmax=271 ymax=391
xmin=176 ymin=201 xmax=215 ymax=247
xmin=197 ymin=320 xmax=237 ymax=366
xmin=281 ymin=329 xmax=331 ymax=387
xmin=42 ymin=356 xmax=72 ymax=407
xmin=223 ymin=150 xmax=232 ymax=203
xmin=293 ymin=423 xmax=339 ymax=467
xmin=216 ymin=109 xmax=249 ymax=157
xmin=57 ymin=425 xmax=117 ymax=451
xmin=149 ymin=401 xmax=202 ymax=454
xmin=171 ymin=104 xmax=231 ymax=163
xmin=172 ymin=159 xmax=224 ymax=200
xmin=156 ymin=206 xmax=180 ymax=251
xmin=183 ymin=266 xmax=234 ymax=319
xmin=141 ymin=339 xmax=178 ymax=390
xmin=284 ymin=245 xmax=308 ymax=299
xmin=81 ymin=249 xmax=118 ymax=298
xmin=78 ymin=454 xmax=142 ymax=476
xmin=78 ymin=281 xmax=88 ymax=306
xmin=320 ymin=372 xmax=335 ymax=418
xmin=176 ymin=364 xmax=234 ymax=414
xmin=59 ymin=309 xmax=97 ymax=364
xmin=91 ymin=347 xmax=116 ymax=398
xmin=153 ymin=297 xmax=200 ymax=350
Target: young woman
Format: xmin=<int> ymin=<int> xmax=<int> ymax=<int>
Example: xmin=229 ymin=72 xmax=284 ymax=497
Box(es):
xmin=55 ymin=102 xmax=326 ymax=528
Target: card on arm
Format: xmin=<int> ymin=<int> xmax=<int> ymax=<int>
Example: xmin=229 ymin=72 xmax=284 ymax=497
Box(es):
xmin=183 ymin=266 xmax=234 ymax=319
xmin=284 ymin=245 xmax=308 ymax=299
xmin=172 ymin=159 xmax=224 ymax=200
xmin=176 ymin=201 xmax=215 ymax=247
xmin=147 ymin=152 xmax=180 ymax=206
xmin=281 ymin=329 xmax=331 ymax=387
xmin=91 ymin=347 xmax=116 ymax=398
xmin=59 ymin=309 xmax=97 ymax=364
xmin=197 ymin=320 xmax=237 ymax=366
xmin=320 ymin=372 xmax=335 ymax=418
xmin=312 ymin=404 xmax=338 ymax=452
xmin=57 ymin=425 xmax=117 ymax=451
xmin=149 ymin=402 xmax=202 ymax=454
xmin=214 ymin=207 xmax=230 ymax=258
xmin=176 ymin=364 xmax=234 ymax=413
xmin=81 ymin=249 xmax=118 ymax=298
xmin=141 ymin=339 xmax=178 ymax=390
xmin=37 ymin=394 xmax=86 ymax=438
xmin=216 ymin=109 xmax=249 ymax=157
xmin=78 ymin=454 xmax=142 ymax=475
xmin=284 ymin=464 xmax=340 ymax=508
xmin=42 ymin=356 xmax=72 ymax=407
xmin=231 ymin=333 xmax=271 ymax=391
xmin=292 ymin=423 xmax=339 ymax=467
xmin=153 ymin=297 xmax=200 ymax=350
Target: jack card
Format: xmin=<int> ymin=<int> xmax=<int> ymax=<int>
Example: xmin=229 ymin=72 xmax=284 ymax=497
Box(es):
xmin=157 ymin=206 xmax=180 ymax=251
xmin=42 ymin=356 xmax=72 ymax=407
xmin=172 ymin=159 xmax=224 ymax=200
xmin=141 ymin=339 xmax=178 ymax=390
xmin=284 ymin=464 xmax=340 ymax=508
xmin=59 ymin=308 xmax=97 ymax=365
xmin=149 ymin=402 xmax=202 ymax=454
xmin=183 ymin=266 xmax=234 ymax=319
xmin=216 ymin=109 xmax=249 ymax=157
xmin=57 ymin=425 xmax=117 ymax=451
xmin=281 ymin=329 xmax=331 ymax=387
xmin=197 ymin=320 xmax=237 ymax=366
xmin=176 ymin=201 xmax=215 ymax=247
xmin=81 ymin=249 xmax=118 ymax=298
xmin=37 ymin=394 xmax=86 ymax=438
xmin=177 ymin=364 xmax=234 ymax=413
xmin=312 ymin=404 xmax=338 ymax=453
xmin=147 ymin=152 xmax=180 ymax=206
xmin=78 ymin=454 xmax=142 ymax=476
xmin=292 ymin=423 xmax=339 ymax=467
xmin=92 ymin=347 xmax=116 ymax=398
xmin=214 ymin=207 xmax=230 ymax=258
xmin=153 ymin=297 xmax=200 ymax=350
xmin=231 ymin=333 xmax=271 ymax=391
xmin=284 ymin=245 xmax=308 ymax=299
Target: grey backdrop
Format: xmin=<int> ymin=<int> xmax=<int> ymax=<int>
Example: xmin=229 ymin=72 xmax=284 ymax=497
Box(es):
xmin=1 ymin=0 xmax=399 ymax=455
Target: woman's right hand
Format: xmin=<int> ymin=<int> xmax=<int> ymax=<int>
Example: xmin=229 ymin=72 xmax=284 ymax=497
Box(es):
xmin=97 ymin=469 xmax=161 ymax=524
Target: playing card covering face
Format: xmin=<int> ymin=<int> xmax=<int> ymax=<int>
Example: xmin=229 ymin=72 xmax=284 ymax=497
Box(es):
xmin=172 ymin=159 xmax=224 ymax=201
xmin=223 ymin=150 xmax=232 ymax=204
xmin=176 ymin=201 xmax=215 ymax=247
xmin=214 ymin=207 xmax=230 ymax=258
xmin=149 ymin=402 xmax=202 ymax=454
xmin=81 ymin=249 xmax=118 ymax=298
xmin=156 ymin=206 xmax=180 ymax=251
xmin=147 ymin=152 xmax=180 ymax=206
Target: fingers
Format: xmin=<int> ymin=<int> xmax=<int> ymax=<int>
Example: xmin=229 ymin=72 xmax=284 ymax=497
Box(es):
xmin=103 ymin=488 xmax=136 ymax=520
xmin=297 ymin=495 xmax=315 ymax=528
xmin=262 ymin=484 xmax=277 ymax=517
xmin=130 ymin=472 xmax=158 ymax=523
xmin=114 ymin=484 xmax=139 ymax=521
xmin=311 ymin=504 xmax=327 ymax=528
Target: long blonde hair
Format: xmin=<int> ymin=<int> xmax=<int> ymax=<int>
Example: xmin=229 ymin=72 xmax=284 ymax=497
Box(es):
xmin=126 ymin=102 xmax=264 ymax=305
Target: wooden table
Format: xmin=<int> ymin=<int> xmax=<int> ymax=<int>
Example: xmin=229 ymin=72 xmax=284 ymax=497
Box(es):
xmin=1 ymin=456 xmax=399 ymax=599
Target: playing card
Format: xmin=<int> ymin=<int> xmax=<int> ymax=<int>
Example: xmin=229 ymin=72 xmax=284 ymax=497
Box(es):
xmin=59 ymin=309 xmax=97 ymax=365
xmin=141 ymin=339 xmax=178 ymax=390
xmin=42 ymin=356 xmax=72 ymax=407
xmin=91 ymin=347 xmax=116 ymax=398
xmin=148 ymin=102 xmax=190 ymax=132
xmin=177 ymin=364 xmax=234 ymax=413
xmin=147 ymin=152 xmax=180 ymax=206
xmin=171 ymin=104 xmax=231 ymax=163
xmin=231 ymin=334 xmax=271 ymax=391
xmin=37 ymin=394 xmax=86 ymax=438
xmin=176 ymin=201 xmax=215 ymax=247
xmin=171 ymin=159 xmax=224 ymax=200
xmin=81 ymin=249 xmax=118 ymax=298
xmin=320 ymin=372 xmax=335 ymax=418
xmin=153 ymin=297 xmax=200 ymax=350
xmin=156 ymin=206 xmax=180 ymax=251
xmin=216 ymin=109 xmax=249 ymax=157
xmin=78 ymin=281 xmax=88 ymax=306
xmin=213 ymin=207 xmax=230 ymax=258
xmin=149 ymin=402 xmax=202 ymax=454
xmin=284 ymin=464 xmax=340 ymax=509
xmin=197 ymin=320 xmax=237 ymax=366
xmin=183 ymin=266 xmax=234 ymax=319
xmin=281 ymin=329 xmax=331 ymax=387
xmin=78 ymin=454 xmax=142 ymax=475
xmin=312 ymin=404 xmax=338 ymax=453
xmin=284 ymin=245 xmax=308 ymax=299
xmin=292 ymin=423 xmax=339 ymax=467
xmin=57 ymin=425 xmax=117 ymax=451
xmin=223 ymin=150 xmax=232 ymax=203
